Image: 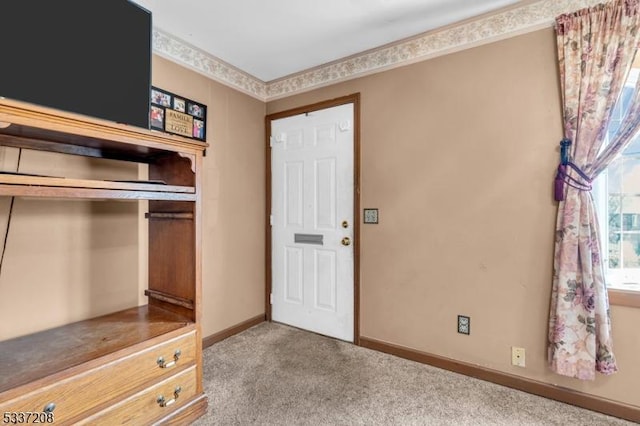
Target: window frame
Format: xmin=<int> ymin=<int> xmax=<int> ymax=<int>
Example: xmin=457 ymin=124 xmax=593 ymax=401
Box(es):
xmin=608 ymin=288 xmax=640 ymax=308
xmin=594 ymin=69 xmax=640 ymax=308
xmin=594 ymin=173 xmax=640 ymax=307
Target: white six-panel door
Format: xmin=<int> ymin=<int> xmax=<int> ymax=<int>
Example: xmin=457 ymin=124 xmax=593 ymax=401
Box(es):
xmin=271 ymin=103 xmax=354 ymax=342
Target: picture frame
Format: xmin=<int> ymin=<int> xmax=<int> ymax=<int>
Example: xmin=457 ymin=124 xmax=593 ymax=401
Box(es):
xmin=149 ymin=86 xmax=207 ymax=141
xmin=173 ymin=97 xmax=186 ymax=113
xmin=151 ymin=88 xmax=171 ymax=107
xmin=150 ymin=105 xmax=164 ymax=129
xmin=188 ymin=102 xmax=204 ymax=118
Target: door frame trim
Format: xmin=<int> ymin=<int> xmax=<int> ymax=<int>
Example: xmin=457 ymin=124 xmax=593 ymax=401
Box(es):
xmin=265 ymin=93 xmax=361 ymax=345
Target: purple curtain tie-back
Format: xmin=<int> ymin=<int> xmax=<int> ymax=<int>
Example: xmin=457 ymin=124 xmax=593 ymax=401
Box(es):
xmin=554 ymin=161 xmax=592 ymax=201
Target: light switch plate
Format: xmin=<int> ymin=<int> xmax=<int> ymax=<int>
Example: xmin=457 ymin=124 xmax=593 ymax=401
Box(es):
xmin=363 ymin=208 xmax=378 ymax=224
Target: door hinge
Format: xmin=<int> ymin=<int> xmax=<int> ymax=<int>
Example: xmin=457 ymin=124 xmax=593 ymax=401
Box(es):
xmin=270 ymin=294 xmax=273 ymax=305
xmin=269 ymin=214 xmax=274 ymax=226
xmin=270 ymin=133 xmax=286 ymax=147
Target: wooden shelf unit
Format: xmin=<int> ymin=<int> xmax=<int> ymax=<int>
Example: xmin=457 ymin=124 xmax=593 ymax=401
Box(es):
xmin=0 ymin=98 xmax=208 ymax=425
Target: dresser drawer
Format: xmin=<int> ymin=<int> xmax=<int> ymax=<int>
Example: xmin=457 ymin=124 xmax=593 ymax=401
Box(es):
xmin=0 ymin=330 xmax=196 ymax=424
xmin=76 ymin=366 xmax=198 ymax=425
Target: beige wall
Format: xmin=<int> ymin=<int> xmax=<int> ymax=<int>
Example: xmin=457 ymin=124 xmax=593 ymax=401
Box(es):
xmin=267 ymin=29 xmax=640 ymax=408
xmin=152 ymin=56 xmax=266 ymax=337
xmin=0 ymin=55 xmax=266 ymax=340
xmin=0 ymin=151 xmax=140 ymax=339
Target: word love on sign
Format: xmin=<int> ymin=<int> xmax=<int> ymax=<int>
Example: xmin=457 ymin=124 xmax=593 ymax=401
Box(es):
xmin=165 ymin=109 xmax=193 ymax=138
xmin=150 ymin=86 xmax=206 ymax=141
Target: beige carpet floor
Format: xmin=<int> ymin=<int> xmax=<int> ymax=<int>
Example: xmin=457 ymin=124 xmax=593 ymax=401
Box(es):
xmin=192 ymin=322 xmax=634 ymax=425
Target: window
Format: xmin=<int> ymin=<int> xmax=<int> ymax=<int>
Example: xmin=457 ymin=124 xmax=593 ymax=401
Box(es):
xmin=594 ymin=68 xmax=640 ymax=299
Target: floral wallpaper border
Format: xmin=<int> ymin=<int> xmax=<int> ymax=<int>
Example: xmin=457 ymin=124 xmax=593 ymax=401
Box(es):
xmin=152 ymin=28 xmax=267 ymax=100
xmin=152 ymin=0 xmax=603 ymax=102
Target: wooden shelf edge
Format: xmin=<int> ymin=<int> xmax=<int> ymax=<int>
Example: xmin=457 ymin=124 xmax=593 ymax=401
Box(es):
xmin=0 ymin=174 xmax=194 ymax=193
xmin=0 ymin=185 xmax=196 ymax=201
xmin=146 ymin=212 xmax=195 ymax=220
xmin=0 ymin=133 xmax=157 ymax=164
xmin=145 ymin=289 xmax=195 ymax=310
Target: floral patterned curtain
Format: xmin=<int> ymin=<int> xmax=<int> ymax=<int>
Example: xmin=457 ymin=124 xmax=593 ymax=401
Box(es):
xmin=550 ymin=0 xmax=640 ymax=380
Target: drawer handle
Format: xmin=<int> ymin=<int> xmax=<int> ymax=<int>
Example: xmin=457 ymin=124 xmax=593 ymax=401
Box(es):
xmin=43 ymin=403 xmax=56 ymax=413
xmin=157 ymin=386 xmax=182 ymax=408
xmin=157 ymin=349 xmax=181 ymax=369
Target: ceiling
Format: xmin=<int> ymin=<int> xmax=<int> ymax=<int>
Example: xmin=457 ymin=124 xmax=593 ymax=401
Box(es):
xmin=132 ymin=0 xmax=522 ymax=82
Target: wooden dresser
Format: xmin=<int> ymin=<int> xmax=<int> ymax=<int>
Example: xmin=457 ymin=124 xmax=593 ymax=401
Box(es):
xmin=0 ymin=98 xmax=207 ymax=425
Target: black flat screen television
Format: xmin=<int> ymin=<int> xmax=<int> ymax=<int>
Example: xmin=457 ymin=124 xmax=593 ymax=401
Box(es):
xmin=0 ymin=0 xmax=152 ymax=129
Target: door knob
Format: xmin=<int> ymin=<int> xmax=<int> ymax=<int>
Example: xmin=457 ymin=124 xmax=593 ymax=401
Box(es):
xmin=341 ymin=237 xmax=351 ymax=246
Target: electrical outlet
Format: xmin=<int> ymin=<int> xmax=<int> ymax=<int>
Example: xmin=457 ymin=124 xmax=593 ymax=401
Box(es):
xmin=512 ymin=347 xmax=526 ymax=367
xmin=457 ymin=315 xmax=470 ymax=335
